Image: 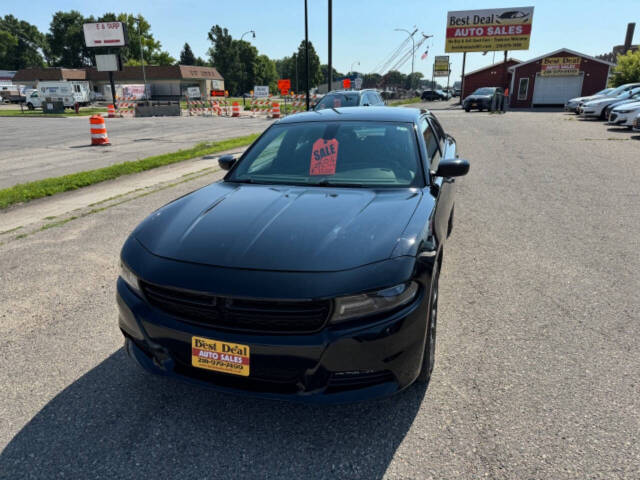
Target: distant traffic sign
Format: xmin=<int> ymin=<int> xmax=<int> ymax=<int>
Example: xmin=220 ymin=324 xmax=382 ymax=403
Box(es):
xmin=342 ymin=78 xmax=351 ymax=89
xmin=254 ymin=85 xmax=269 ymax=97
xmin=278 ymin=79 xmax=291 ymax=95
xmin=83 ymin=22 xmax=127 ymax=48
xmin=354 ymin=77 xmax=362 ymax=89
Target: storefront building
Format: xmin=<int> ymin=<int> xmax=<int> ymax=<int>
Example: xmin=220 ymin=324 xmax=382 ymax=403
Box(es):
xmin=508 ymin=48 xmax=614 ymax=107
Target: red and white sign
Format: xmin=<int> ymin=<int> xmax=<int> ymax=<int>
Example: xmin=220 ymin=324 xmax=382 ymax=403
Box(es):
xmin=278 ymin=78 xmax=291 ymax=95
xmin=83 ymin=22 xmax=127 ymax=48
xmin=310 ymin=138 xmax=339 ymax=176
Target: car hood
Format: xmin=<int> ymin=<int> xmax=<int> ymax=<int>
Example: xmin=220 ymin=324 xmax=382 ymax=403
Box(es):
xmin=613 ymin=101 xmax=640 ymax=112
xmin=586 ymin=97 xmax=623 ymax=106
xmin=134 ymin=182 xmax=422 ymax=272
xmin=465 ymin=95 xmax=492 ymax=101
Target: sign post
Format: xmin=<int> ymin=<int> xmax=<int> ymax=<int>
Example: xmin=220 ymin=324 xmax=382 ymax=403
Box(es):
xmin=83 ymin=22 xmax=127 ymax=108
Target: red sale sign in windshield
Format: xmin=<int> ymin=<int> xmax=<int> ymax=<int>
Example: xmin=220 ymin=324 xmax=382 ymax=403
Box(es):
xmin=310 ymin=138 xmax=339 ymax=176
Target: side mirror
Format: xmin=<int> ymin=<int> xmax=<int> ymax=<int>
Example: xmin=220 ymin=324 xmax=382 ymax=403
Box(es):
xmin=218 ymin=154 xmax=237 ymax=171
xmin=434 ymin=158 xmax=470 ymax=177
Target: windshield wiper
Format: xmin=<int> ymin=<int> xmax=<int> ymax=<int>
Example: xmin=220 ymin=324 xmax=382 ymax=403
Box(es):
xmin=312 ymin=179 xmax=366 ymax=188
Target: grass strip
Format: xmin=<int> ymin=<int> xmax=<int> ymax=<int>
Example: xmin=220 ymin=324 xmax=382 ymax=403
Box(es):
xmin=0 ymin=107 xmax=108 ymax=117
xmin=388 ymin=97 xmax=423 ymax=106
xmin=0 ymin=133 xmax=259 ymax=210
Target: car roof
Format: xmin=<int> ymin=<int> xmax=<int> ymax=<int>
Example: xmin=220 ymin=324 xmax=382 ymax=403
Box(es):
xmin=276 ymin=106 xmax=423 ymax=124
xmin=325 ymin=89 xmax=377 ymax=95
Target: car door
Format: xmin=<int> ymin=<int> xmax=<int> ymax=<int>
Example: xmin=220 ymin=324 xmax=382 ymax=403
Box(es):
xmin=421 ymin=115 xmax=456 ymax=243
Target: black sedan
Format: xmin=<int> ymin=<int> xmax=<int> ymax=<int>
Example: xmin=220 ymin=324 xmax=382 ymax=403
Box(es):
xmin=462 ymin=87 xmax=504 ymax=112
xmin=421 ymin=89 xmax=448 ymax=101
xmin=117 ymin=107 xmax=469 ymax=403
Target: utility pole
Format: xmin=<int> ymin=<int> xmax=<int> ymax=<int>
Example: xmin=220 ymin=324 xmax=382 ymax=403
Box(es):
xmin=394 ymin=28 xmax=418 ymax=80
xmin=328 ymin=0 xmax=333 ymax=92
xmin=240 ymin=30 xmax=256 ymax=106
xmin=135 ymin=17 xmax=148 ymax=104
xmin=459 ymin=52 xmax=466 ymax=105
xmin=305 ymin=0 xmax=310 ymax=110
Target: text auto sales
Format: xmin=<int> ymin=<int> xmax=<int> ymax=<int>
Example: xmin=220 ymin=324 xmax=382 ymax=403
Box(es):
xmin=449 ymin=25 xmax=527 ymax=37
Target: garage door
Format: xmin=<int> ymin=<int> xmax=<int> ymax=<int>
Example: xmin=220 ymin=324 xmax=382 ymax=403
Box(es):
xmin=531 ymin=74 xmax=584 ymax=105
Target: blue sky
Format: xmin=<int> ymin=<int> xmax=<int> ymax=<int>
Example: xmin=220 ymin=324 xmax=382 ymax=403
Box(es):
xmin=1 ymin=0 xmax=637 ymax=82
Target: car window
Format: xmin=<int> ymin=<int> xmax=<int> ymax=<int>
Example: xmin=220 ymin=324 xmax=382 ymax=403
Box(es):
xmin=230 ymin=121 xmax=422 ymax=187
xmin=428 ymin=116 xmax=446 ymax=150
xmin=421 ymin=117 xmax=442 ymax=172
xmin=315 ymin=93 xmax=359 ymax=110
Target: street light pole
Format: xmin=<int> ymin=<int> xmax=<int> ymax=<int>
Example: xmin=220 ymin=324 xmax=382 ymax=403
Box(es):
xmin=395 ymin=28 xmax=417 ymax=87
xmin=135 ymin=18 xmax=148 ymax=104
xmin=240 ymin=30 xmax=256 ymax=106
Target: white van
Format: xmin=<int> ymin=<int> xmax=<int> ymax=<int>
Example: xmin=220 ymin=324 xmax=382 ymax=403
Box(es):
xmin=27 ymin=81 xmax=92 ymax=109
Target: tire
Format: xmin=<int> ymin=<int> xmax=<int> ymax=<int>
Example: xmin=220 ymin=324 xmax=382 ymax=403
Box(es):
xmin=27 ymin=103 xmax=34 ymax=111
xmin=464 ymin=107 xmax=470 ymax=112
xmin=416 ymin=260 xmax=440 ymax=384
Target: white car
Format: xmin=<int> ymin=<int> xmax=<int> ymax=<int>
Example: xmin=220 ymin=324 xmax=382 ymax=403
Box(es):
xmin=580 ymin=88 xmax=640 ymax=119
xmin=609 ymin=101 xmax=640 ymax=128
xmin=565 ymin=87 xmax=613 ymax=112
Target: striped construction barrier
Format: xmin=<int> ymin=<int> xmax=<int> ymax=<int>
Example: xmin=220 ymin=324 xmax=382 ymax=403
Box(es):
xmin=271 ymin=102 xmax=280 ymax=119
xmin=90 ymin=115 xmax=110 ymax=146
xmin=107 ymin=104 xmax=116 ymax=118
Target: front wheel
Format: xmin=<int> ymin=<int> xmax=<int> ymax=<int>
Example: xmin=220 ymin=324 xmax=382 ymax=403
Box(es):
xmin=27 ymin=103 xmax=34 ymax=110
xmin=464 ymin=107 xmax=470 ymax=112
xmin=416 ymin=260 xmax=440 ymax=384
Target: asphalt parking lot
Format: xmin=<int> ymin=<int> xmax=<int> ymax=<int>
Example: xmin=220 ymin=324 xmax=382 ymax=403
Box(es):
xmin=0 ymin=114 xmax=274 ymax=189
xmin=1 ymin=109 xmax=639 ymax=479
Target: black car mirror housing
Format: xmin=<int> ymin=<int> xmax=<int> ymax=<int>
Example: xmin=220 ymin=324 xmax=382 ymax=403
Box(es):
xmin=218 ymin=154 xmax=237 ymax=171
xmin=434 ymin=158 xmax=470 ymax=177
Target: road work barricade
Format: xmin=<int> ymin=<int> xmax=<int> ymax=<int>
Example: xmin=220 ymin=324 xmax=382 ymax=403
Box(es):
xmin=115 ymin=97 xmax=137 ymax=117
xmin=271 ymin=102 xmax=280 ymax=119
xmin=89 ymin=115 xmax=110 ymax=146
xmin=107 ymin=104 xmax=116 ymax=118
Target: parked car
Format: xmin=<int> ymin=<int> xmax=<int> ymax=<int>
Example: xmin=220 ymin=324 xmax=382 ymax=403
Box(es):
xmin=421 ymin=89 xmax=448 ymax=101
xmin=608 ymin=101 xmax=640 ymax=128
xmin=463 ymin=87 xmax=503 ymax=112
xmin=495 ymin=10 xmax=531 ymax=24
xmin=565 ymin=87 xmax=614 ymax=112
xmin=580 ymin=85 xmax=640 ymax=119
xmin=633 ymin=113 xmax=640 ymax=132
xmin=314 ymin=89 xmax=384 ymax=110
xmin=117 ymin=107 xmax=469 ymax=403
xmin=602 ymin=88 xmax=640 ymax=119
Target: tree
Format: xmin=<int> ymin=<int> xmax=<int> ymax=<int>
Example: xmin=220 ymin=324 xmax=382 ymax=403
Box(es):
xmin=207 ymin=25 xmax=243 ymax=94
xmin=293 ymin=40 xmax=321 ymax=90
xmin=254 ymin=54 xmax=278 ymax=92
xmin=405 ymin=72 xmax=423 ymax=90
xmin=382 ymin=70 xmax=406 ymax=88
xmin=96 ymin=13 xmax=165 ymax=65
xmin=46 ymin=10 xmax=95 ymax=67
xmin=321 ymin=64 xmax=343 ymax=86
xmin=180 ymin=43 xmax=196 ymax=65
xmin=611 ymin=49 xmax=640 ymax=87
xmin=0 ymin=15 xmax=46 ymax=70
xmin=362 ymin=73 xmax=382 ymax=88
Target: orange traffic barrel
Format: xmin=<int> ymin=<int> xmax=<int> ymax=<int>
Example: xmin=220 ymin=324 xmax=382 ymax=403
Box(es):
xmin=271 ymin=102 xmax=280 ymax=119
xmin=232 ymin=102 xmax=240 ymax=117
xmin=107 ymin=104 xmax=116 ymax=118
xmin=90 ymin=115 xmax=110 ymax=146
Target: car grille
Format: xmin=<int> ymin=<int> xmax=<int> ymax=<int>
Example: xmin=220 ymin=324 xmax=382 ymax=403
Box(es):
xmin=140 ymin=281 xmax=331 ymax=334
xmin=609 ymin=113 xmax=618 ymax=122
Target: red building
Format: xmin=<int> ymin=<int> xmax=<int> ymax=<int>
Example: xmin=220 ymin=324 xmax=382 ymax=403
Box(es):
xmin=462 ymin=58 xmax=521 ymax=99
xmin=508 ymin=48 xmax=614 ymax=107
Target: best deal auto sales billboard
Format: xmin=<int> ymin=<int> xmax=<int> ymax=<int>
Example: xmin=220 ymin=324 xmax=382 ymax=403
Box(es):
xmin=445 ymin=7 xmax=534 ymax=53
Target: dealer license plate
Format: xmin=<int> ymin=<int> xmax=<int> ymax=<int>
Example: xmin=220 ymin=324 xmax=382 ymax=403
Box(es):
xmin=191 ymin=336 xmax=250 ymax=376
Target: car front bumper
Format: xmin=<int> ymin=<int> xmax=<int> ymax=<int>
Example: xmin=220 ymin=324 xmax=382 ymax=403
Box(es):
xmin=117 ymin=276 xmax=430 ymax=404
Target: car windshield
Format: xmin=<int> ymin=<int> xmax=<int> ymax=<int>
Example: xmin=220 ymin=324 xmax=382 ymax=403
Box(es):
xmin=229 ymin=121 xmax=422 ymax=187
xmin=609 ymin=85 xmax=638 ymax=97
xmin=596 ymin=88 xmax=614 ymax=95
xmin=473 ymin=88 xmax=495 ymax=95
xmin=315 ymin=93 xmax=359 ymax=110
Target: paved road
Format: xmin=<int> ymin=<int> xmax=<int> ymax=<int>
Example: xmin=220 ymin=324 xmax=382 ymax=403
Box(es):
xmin=0 ymin=115 xmax=273 ymax=189
xmin=1 ymin=111 xmax=639 ymax=479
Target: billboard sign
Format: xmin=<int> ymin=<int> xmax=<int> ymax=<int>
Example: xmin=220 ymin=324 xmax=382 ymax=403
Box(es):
xmin=95 ymin=54 xmax=120 ymax=72
xmin=445 ymin=7 xmax=534 ymax=53
xmin=254 ymin=85 xmax=269 ymax=97
xmin=540 ymin=56 xmax=581 ymax=76
xmin=434 ymin=55 xmax=450 ymax=77
xmin=83 ymin=22 xmax=127 ymax=47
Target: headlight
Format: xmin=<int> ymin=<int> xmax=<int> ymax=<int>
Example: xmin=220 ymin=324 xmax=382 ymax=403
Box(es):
xmin=120 ymin=261 xmax=142 ymax=296
xmin=616 ymin=109 xmax=632 ymax=114
xmin=331 ymin=282 xmax=419 ymax=324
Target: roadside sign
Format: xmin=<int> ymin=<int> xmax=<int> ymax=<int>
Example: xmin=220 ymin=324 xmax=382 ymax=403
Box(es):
xmin=186 ymin=86 xmax=201 ymax=98
xmin=83 ymin=22 xmax=127 ymax=48
xmin=540 ymin=57 xmax=581 ymax=76
xmin=445 ymin=7 xmax=534 ymax=53
xmin=342 ymin=78 xmax=351 ymax=89
xmin=354 ymin=77 xmax=363 ymax=89
xmin=95 ymin=54 xmax=120 ymax=72
xmin=434 ymin=55 xmax=450 ymax=77
xmin=254 ymin=85 xmax=269 ymax=98
xmin=278 ymin=79 xmax=291 ymax=95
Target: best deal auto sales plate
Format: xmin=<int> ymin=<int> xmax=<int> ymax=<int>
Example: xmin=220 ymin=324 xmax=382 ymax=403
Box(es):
xmin=191 ymin=336 xmax=250 ymax=376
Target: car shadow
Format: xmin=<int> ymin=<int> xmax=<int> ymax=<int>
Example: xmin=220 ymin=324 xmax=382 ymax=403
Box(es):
xmin=606 ymin=126 xmax=633 ymax=134
xmin=0 ymin=348 xmax=426 ymax=479
xmin=631 ymin=134 xmax=640 ymax=141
